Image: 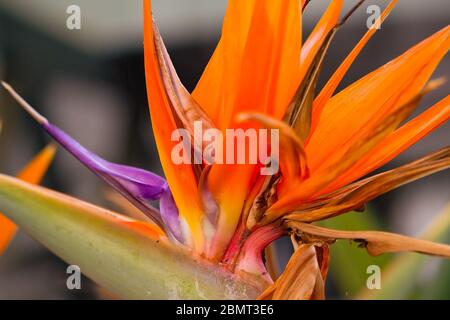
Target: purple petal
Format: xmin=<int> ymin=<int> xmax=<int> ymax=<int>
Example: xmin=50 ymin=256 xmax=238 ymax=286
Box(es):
xmin=160 ymin=190 xmax=184 ymax=243
xmin=44 ymin=123 xmax=172 ymax=230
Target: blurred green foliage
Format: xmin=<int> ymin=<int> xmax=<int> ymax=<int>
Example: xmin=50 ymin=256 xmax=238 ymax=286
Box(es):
xmin=320 ymin=209 xmax=390 ymax=298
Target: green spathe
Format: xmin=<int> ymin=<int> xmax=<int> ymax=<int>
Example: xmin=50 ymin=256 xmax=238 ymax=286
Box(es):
xmin=0 ymin=173 xmax=261 ymax=299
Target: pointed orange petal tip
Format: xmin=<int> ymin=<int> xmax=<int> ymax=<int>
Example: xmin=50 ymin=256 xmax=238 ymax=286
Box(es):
xmin=17 ymin=144 xmax=57 ymax=183
xmin=0 ymin=143 xmax=56 ymax=255
xmin=0 ymin=214 xmax=16 ymax=255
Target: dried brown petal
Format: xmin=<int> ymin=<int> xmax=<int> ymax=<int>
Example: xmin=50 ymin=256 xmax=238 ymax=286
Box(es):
xmin=247 ymin=175 xmax=279 ymax=229
xmin=264 ymin=244 xmax=280 ymax=280
xmin=338 ymin=0 xmax=367 ymax=26
xmin=286 ymin=221 xmax=450 ymax=257
xmin=334 ymin=147 xmax=450 ymax=206
xmin=153 ymin=22 xmax=215 ymax=156
xmin=302 ymin=0 xmax=312 ymax=12
xmin=286 ymin=0 xmax=374 ymax=141
xmin=286 ymin=147 xmax=450 ymax=223
xmin=259 ymin=244 xmax=322 ymax=300
xmin=315 ymin=244 xmax=330 ymax=280
xmin=310 ymin=272 xmax=326 ymax=300
xmin=285 ymin=28 xmax=338 ymax=141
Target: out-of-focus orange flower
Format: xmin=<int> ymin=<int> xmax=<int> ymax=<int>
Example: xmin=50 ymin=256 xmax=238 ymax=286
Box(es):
xmin=0 ymin=144 xmax=56 ymax=254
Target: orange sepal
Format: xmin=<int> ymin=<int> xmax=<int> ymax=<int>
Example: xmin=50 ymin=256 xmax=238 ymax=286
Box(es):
xmin=143 ymin=0 xmax=204 ymax=251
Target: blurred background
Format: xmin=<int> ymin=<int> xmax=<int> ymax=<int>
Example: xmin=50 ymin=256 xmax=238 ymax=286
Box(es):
xmin=0 ymin=0 xmax=448 ymax=299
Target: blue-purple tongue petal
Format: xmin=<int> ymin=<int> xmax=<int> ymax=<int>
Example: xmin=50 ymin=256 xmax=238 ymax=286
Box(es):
xmin=44 ymin=123 xmax=166 ymax=222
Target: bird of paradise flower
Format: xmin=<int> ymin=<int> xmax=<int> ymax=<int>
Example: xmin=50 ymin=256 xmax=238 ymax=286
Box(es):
xmin=0 ymin=0 xmax=449 ymax=299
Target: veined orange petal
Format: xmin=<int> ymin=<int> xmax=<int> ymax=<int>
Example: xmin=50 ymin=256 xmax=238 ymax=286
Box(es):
xmin=310 ymin=0 xmax=398 ymax=135
xmin=0 ymin=144 xmax=56 ymax=254
xmin=306 ymin=26 xmax=450 ymax=175
xmin=193 ymin=0 xmax=303 ymax=129
xmin=143 ymin=0 xmax=204 ymax=251
xmin=325 ymin=94 xmax=450 ymax=192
